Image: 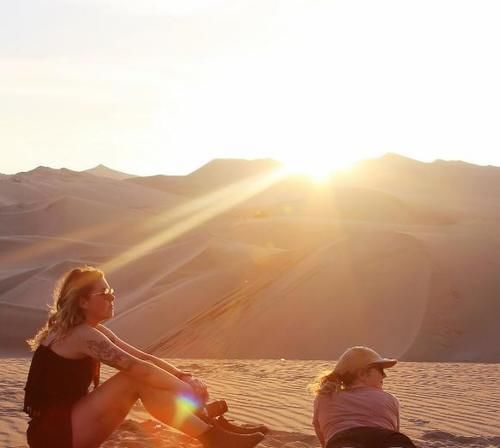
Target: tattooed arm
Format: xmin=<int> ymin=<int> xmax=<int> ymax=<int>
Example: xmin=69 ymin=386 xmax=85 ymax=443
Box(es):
xmin=76 ymin=325 xmax=193 ymax=395
xmin=96 ymin=324 xmax=209 ymax=402
xmin=96 ymin=324 xmax=187 ymax=378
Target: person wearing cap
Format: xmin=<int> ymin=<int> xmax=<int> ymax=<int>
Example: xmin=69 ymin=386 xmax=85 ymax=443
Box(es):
xmin=311 ymin=346 xmax=416 ymax=448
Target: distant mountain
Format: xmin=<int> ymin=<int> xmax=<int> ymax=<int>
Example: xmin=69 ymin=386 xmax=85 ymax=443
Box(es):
xmin=346 ymin=154 xmax=500 ymax=219
xmin=0 ymin=165 xmax=182 ymax=209
xmin=126 ymin=159 xmax=284 ymax=196
xmin=20 ymin=166 xmax=82 ymax=176
xmin=84 ymin=164 xmax=135 ymax=180
xmin=187 ymin=158 xmax=283 ymax=186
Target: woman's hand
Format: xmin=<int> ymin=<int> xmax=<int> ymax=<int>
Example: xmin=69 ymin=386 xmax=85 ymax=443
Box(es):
xmin=181 ymin=374 xmax=209 ymax=404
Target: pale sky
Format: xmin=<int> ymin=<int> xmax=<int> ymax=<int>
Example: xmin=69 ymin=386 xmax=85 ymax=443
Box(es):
xmin=2 ymin=0 xmax=500 ymax=176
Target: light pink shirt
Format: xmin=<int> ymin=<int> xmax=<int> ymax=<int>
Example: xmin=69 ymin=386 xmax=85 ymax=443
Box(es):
xmin=312 ymin=386 xmax=400 ymax=446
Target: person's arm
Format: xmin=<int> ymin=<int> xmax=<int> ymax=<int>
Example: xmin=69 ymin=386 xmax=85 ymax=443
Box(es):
xmin=97 ymin=324 xmax=208 ymax=401
xmin=77 ymin=325 xmax=194 ymax=395
xmin=97 ymin=325 xmax=187 ymax=377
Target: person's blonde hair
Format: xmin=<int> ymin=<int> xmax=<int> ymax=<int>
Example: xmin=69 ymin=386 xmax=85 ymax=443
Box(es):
xmin=309 ymin=370 xmax=359 ymax=395
xmin=27 ymin=266 xmax=104 ymax=350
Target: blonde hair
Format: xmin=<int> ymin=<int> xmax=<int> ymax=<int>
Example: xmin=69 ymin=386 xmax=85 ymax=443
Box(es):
xmin=309 ymin=370 xmax=359 ymax=395
xmin=27 ymin=266 xmax=104 ymax=350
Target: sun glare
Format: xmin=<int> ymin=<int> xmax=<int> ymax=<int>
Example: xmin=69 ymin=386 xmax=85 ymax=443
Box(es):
xmin=281 ymin=156 xmax=355 ymax=183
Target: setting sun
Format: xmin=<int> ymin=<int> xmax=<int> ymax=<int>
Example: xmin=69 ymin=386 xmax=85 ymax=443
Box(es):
xmin=281 ymin=155 xmax=355 ymax=183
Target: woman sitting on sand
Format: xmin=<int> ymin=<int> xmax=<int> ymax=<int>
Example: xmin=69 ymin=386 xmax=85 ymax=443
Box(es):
xmin=311 ymin=346 xmax=416 ymax=448
xmin=24 ymin=265 xmax=266 ymax=448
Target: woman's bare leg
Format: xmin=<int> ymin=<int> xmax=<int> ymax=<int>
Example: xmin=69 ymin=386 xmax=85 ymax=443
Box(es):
xmin=71 ymin=372 xmax=210 ymax=448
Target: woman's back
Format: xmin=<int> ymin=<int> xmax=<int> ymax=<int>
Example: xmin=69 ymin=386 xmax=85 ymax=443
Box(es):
xmin=313 ymin=386 xmax=400 ymax=444
xmin=24 ymin=332 xmax=98 ymax=418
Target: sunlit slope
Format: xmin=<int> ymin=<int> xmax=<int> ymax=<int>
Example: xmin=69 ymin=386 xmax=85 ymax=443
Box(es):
xmin=150 ymin=227 xmax=431 ymax=359
xmin=148 ymin=217 xmax=500 ymax=361
xmin=107 ymin=238 xmax=288 ymax=349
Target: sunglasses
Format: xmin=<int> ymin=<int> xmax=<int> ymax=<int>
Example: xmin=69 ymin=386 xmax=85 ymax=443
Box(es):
xmin=89 ymin=287 xmax=115 ymax=300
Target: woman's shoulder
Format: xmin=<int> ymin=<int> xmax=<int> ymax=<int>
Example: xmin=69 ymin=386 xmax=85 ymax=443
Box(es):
xmin=384 ymin=389 xmax=400 ymax=407
xmin=72 ymin=324 xmax=119 ymax=347
xmin=48 ymin=325 xmax=93 ymax=350
xmin=40 ymin=330 xmax=60 ymax=347
xmin=368 ymin=387 xmax=399 ymax=407
xmin=72 ymin=323 xmax=99 ymax=337
xmin=351 ymin=386 xmax=398 ymax=400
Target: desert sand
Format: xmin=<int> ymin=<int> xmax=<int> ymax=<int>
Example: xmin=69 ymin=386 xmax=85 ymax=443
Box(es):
xmin=1 ymin=155 xmax=500 ymax=446
xmin=1 ymin=358 xmax=499 ymax=448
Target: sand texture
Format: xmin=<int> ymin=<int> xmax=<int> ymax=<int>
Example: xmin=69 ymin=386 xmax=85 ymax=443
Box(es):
xmin=1 ymin=358 xmax=499 ymax=448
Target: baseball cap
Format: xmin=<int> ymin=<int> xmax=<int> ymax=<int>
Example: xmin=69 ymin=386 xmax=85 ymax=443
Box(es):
xmin=333 ymin=346 xmax=397 ymax=376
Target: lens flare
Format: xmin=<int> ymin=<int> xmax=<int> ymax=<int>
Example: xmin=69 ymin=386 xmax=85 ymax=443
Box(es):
xmin=173 ymin=394 xmax=200 ymax=427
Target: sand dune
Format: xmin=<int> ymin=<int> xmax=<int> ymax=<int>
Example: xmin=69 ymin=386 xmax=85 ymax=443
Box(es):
xmin=188 ymin=159 xmax=282 ymax=192
xmin=402 ymin=222 xmax=500 ymax=361
xmin=0 ymin=166 xmax=182 ymax=209
xmin=0 ymin=235 xmax=124 ymax=270
xmin=0 ymin=260 xmax=108 ymax=308
xmin=109 ymin=238 xmax=286 ymax=349
xmin=0 ymin=304 xmax=47 ymax=355
xmin=228 ymin=180 xmax=457 ymax=226
xmin=0 ymin=196 xmax=145 ymax=237
xmin=148 ymin=219 xmax=500 ymax=361
xmin=348 ymin=154 xmax=500 ymax=219
xmin=125 ymin=159 xmax=283 ymax=198
xmin=2 ymin=155 xmax=500 ymax=362
xmin=84 ymin=164 xmax=136 ymax=180
xmin=125 ymin=174 xmax=198 ymax=196
xmin=150 ymin=228 xmax=431 ymax=359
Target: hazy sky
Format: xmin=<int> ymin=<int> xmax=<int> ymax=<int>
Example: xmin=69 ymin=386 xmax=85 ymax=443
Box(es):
xmin=2 ymin=0 xmax=500 ymax=176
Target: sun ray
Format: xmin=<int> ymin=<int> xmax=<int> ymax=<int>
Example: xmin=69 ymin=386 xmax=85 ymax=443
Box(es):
xmin=103 ymin=167 xmax=288 ymax=273
xmin=1 ymin=168 xmax=287 ymax=273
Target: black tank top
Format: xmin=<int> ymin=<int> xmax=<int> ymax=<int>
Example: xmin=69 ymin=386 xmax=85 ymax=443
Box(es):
xmin=23 ymin=343 xmax=100 ymax=417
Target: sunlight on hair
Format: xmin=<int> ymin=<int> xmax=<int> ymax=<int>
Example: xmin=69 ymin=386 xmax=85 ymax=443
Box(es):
xmin=103 ymin=167 xmax=288 ymax=272
xmin=172 ymin=394 xmax=200 ymax=427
